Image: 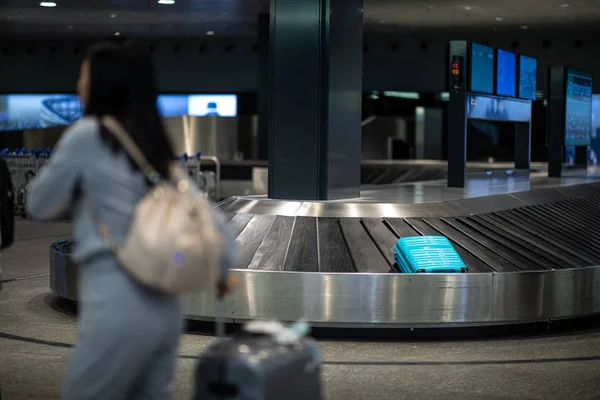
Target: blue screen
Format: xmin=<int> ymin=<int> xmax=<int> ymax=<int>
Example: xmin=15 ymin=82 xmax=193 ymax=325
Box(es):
xmin=0 ymin=94 xmax=238 ymax=132
xmin=564 ymin=69 xmax=592 ymax=146
xmin=519 ymin=55 xmax=537 ymax=100
xmin=157 ymin=95 xmax=189 ymax=117
xmin=470 ymin=43 xmax=494 ymax=94
xmin=0 ymin=94 xmax=83 ymax=132
xmin=496 ymin=49 xmax=516 ymax=97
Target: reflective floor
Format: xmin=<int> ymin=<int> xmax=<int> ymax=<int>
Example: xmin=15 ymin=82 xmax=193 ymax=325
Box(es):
xmin=359 ymin=168 xmax=600 ymax=204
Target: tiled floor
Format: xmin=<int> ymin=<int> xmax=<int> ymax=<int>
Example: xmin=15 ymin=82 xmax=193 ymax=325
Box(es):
xmin=2 ymin=219 xmax=600 ymax=399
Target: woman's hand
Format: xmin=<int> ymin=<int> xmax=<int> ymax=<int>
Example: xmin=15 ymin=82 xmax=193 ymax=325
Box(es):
xmin=216 ymin=273 xmax=241 ymax=299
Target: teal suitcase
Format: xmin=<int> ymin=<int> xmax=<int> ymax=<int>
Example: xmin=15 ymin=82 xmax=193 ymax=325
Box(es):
xmin=394 ymin=236 xmax=468 ymax=273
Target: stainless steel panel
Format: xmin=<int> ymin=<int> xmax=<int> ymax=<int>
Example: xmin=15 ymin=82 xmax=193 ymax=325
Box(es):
xmin=492 ymin=268 xmax=600 ymax=321
xmin=294 ymin=201 xmax=467 ymax=218
xmin=49 ymin=243 xmax=600 ymax=327
xmin=163 ymin=116 xmax=238 ymax=160
xmin=218 ymin=197 xmax=303 ymax=216
xmin=217 ymin=197 xmax=468 ymax=218
xmin=181 ymin=270 xmax=495 ymax=327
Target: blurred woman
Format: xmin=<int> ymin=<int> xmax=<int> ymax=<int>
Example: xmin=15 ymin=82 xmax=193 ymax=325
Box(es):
xmin=27 ymin=41 xmax=238 ymax=400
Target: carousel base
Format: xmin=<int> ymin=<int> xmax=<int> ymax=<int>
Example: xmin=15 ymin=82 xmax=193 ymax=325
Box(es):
xmin=49 ymin=173 xmax=600 ymax=328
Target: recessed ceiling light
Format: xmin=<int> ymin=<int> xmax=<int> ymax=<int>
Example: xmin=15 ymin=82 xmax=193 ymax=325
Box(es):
xmin=379 ymin=19 xmax=385 ymax=24
xmin=114 ymin=32 xmax=121 ymax=36
xmin=495 ymin=16 xmax=504 ymax=22
xmin=560 ymin=3 xmax=569 ymax=7
xmin=158 ymin=0 xmax=175 ymax=4
xmin=110 ymin=14 xmax=117 ymax=18
xmin=521 ymin=25 xmax=528 ymax=29
xmin=464 ymin=6 xmax=472 ymax=11
xmin=40 ymin=2 xmax=57 ymax=7
xmin=206 ymin=30 xmax=215 ymax=36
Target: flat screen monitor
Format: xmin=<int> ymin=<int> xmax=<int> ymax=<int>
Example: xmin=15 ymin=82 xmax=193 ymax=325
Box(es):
xmin=518 ymin=55 xmax=537 ymax=100
xmin=564 ymin=69 xmax=593 ymax=147
xmin=587 ymin=95 xmax=600 ymax=164
xmin=157 ymin=94 xmax=237 ymax=117
xmin=469 ymin=42 xmax=495 ymax=94
xmin=0 ymin=94 xmax=83 ymax=132
xmin=187 ymin=95 xmax=237 ymax=117
xmin=0 ymin=93 xmax=239 ymax=132
xmin=495 ymin=49 xmax=517 ymax=97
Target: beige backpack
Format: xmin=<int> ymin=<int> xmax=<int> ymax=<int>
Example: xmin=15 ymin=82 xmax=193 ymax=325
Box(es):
xmin=90 ymin=116 xmax=224 ymax=294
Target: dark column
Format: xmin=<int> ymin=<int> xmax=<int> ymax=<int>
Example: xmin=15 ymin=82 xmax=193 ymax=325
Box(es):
xmin=257 ymin=13 xmax=269 ymax=161
xmin=514 ymin=122 xmax=531 ymax=170
xmin=447 ymin=41 xmax=469 ymax=188
xmin=547 ymin=66 xmax=566 ymax=178
xmin=267 ymin=0 xmax=363 ymax=200
xmin=574 ymin=146 xmax=587 ymax=167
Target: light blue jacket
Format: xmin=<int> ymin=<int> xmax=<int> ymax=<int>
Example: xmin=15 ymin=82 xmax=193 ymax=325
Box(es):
xmin=27 ymin=117 xmax=235 ymax=279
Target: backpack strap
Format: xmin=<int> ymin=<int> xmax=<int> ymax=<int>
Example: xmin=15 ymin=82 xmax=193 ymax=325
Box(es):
xmin=100 ymin=116 xmax=162 ymax=184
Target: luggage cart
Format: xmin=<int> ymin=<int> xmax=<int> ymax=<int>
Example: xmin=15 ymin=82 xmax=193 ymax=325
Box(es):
xmin=1 ymin=147 xmax=52 ymax=216
xmin=176 ymin=153 xmax=221 ymax=201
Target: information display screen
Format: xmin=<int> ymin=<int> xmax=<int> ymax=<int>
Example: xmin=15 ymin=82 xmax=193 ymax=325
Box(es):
xmin=0 ymin=94 xmax=238 ymax=132
xmin=564 ymin=69 xmax=593 ymax=146
xmin=469 ymin=43 xmax=495 ymax=94
xmin=518 ymin=55 xmax=537 ymax=100
xmin=495 ymin=49 xmax=517 ymax=97
xmin=588 ymin=95 xmax=600 ymax=164
xmin=466 ymin=94 xmax=531 ymax=123
xmin=0 ymin=94 xmax=83 ymax=132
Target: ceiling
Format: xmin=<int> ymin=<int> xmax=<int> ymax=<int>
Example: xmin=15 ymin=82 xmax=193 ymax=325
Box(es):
xmin=0 ymin=0 xmax=599 ymax=39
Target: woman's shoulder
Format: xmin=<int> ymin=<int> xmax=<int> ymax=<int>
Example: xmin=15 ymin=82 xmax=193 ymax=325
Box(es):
xmin=66 ymin=116 xmax=99 ymax=136
xmin=59 ymin=117 xmax=101 ymax=148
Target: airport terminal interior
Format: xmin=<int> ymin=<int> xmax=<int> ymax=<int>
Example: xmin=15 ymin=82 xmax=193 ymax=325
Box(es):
xmin=3 ymin=0 xmax=600 ymax=399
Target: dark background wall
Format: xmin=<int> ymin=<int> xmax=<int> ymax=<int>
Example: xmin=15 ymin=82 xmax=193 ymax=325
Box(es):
xmin=0 ymin=31 xmax=598 ymax=94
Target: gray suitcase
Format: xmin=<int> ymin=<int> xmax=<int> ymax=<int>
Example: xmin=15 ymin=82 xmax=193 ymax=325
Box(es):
xmin=194 ymin=304 xmax=323 ymax=400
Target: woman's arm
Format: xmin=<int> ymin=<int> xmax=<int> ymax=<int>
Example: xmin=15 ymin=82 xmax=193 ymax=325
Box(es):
xmin=27 ymin=122 xmax=89 ymax=221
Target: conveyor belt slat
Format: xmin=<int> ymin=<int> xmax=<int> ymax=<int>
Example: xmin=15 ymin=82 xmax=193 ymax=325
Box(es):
xmin=539 ymin=203 xmax=600 ymax=241
xmin=476 ymin=213 xmax=590 ymax=267
xmin=424 ymin=218 xmax=515 ymax=272
xmin=500 ymin=208 xmax=600 ymax=259
xmin=220 ymin=212 xmax=235 ymax=223
xmin=469 ymin=215 xmax=581 ymax=269
xmin=235 ymin=215 xmax=277 ymax=269
xmin=553 ymin=200 xmax=600 ymax=224
xmin=339 ymin=218 xmax=390 ymax=273
xmin=403 ymin=218 xmax=492 ymax=273
xmin=227 ymin=213 xmax=255 ymax=239
xmin=563 ymin=198 xmax=600 ymax=221
xmin=361 ymin=218 xmax=398 ymax=266
xmin=441 ymin=217 xmax=546 ymax=271
xmin=283 ymin=217 xmax=319 ymax=272
xmin=457 ymin=217 xmax=561 ymax=270
xmin=317 ymin=218 xmax=355 ymax=273
xmin=384 ymin=218 xmax=421 ymax=238
xmin=247 ymin=216 xmax=295 ymax=271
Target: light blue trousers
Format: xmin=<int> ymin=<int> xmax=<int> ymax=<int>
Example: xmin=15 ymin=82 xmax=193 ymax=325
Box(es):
xmin=61 ymin=255 xmax=183 ymax=400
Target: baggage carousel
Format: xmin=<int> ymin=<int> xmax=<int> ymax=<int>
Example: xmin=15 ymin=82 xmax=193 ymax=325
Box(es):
xmin=49 ymin=173 xmax=600 ymax=328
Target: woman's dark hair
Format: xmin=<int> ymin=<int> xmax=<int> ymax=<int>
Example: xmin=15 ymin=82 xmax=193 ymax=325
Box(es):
xmin=83 ymin=41 xmax=174 ymax=179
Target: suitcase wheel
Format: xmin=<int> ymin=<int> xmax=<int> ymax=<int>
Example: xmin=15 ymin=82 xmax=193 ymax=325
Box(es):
xmin=461 ymin=267 xmax=469 ymax=273
xmin=416 ymin=269 xmax=425 ymax=273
